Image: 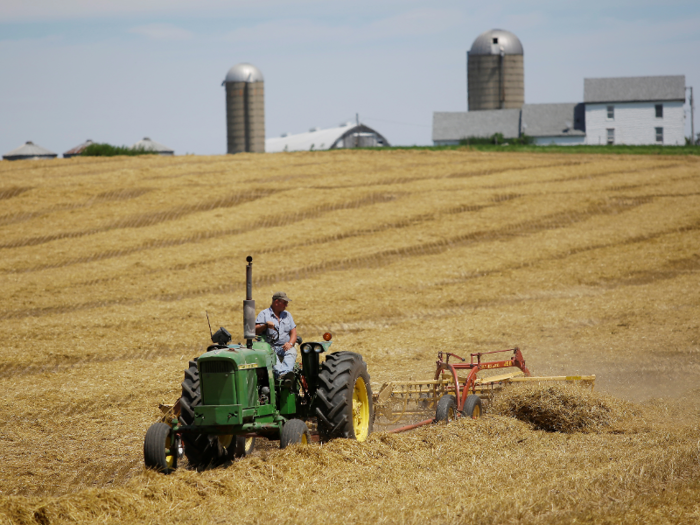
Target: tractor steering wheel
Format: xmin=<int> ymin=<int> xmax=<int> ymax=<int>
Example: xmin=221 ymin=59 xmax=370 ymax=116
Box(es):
xmin=267 ymin=324 xmax=280 ymax=344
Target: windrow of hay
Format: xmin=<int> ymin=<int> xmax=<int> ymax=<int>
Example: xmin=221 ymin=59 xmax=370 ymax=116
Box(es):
xmin=489 ymin=382 xmax=635 ymax=433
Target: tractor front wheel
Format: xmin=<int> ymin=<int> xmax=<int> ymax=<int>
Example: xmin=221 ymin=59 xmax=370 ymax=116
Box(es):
xmin=435 ymin=394 xmax=457 ymax=423
xmin=280 ymin=419 xmax=310 ymax=448
xmin=144 ymin=422 xmax=177 ymax=474
xmin=235 ymin=436 xmax=256 ymax=458
xmin=179 ymin=359 xmax=218 ymax=468
xmin=315 ymin=352 xmax=373 ymax=442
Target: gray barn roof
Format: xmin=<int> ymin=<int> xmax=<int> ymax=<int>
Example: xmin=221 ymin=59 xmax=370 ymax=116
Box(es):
xmin=3 ymin=141 xmax=57 ymax=161
xmin=584 ymin=75 xmax=685 ymax=103
xmin=432 ymin=109 xmax=521 ymax=141
xmin=469 ymin=29 xmax=523 ymax=55
xmin=266 ymin=123 xmax=389 ymax=152
xmin=521 ymin=103 xmax=585 ymax=137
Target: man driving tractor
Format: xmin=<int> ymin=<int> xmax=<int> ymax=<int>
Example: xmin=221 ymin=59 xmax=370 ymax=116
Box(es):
xmin=255 ymin=291 xmax=297 ymax=383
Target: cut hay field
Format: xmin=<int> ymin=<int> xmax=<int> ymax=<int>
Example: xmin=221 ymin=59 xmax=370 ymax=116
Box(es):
xmin=0 ymin=150 xmax=698 ymax=524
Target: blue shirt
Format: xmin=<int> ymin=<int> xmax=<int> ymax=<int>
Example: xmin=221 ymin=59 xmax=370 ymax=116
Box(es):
xmin=256 ymin=307 xmax=296 ymax=349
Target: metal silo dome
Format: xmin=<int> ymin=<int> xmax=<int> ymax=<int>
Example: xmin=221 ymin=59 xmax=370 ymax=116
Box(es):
xmin=469 ymin=29 xmax=524 ymax=56
xmin=224 ymin=63 xmax=264 ymax=83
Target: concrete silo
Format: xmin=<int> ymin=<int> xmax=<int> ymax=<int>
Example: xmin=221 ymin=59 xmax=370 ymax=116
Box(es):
xmin=223 ymin=63 xmax=265 ymax=153
xmin=467 ymin=29 xmax=524 ymax=111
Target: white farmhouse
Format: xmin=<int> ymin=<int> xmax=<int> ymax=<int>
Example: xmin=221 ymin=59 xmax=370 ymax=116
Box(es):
xmin=584 ymin=76 xmax=686 ymax=145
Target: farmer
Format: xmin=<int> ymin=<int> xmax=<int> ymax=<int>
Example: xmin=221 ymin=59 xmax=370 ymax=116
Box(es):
xmin=255 ymin=291 xmax=297 ymax=382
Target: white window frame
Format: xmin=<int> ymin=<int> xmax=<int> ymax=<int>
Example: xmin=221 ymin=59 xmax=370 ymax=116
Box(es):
xmin=606 ymin=105 xmax=614 ymax=120
xmin=606 ymin=128 xmax=615 ymax=145
xmin=655 ymin=127 xmax=663 ymax=144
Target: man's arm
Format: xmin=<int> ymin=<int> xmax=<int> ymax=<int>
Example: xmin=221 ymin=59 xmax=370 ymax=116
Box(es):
xmin=255 ymin=321 xmax=275 ymax=335
xmin=282 ymin=327 xmax=297 ymax=351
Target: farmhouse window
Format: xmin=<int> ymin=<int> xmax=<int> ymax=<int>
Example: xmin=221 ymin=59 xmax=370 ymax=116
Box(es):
xmin=606 ymin=128 xmax=615 ymax=145
xmin=607 ymin=105 xmax=614 ymax=119
xmin=655 ymin=104 xmax=663 ymax=118
xmin=655 ymin=127 xmax=663 ymax=143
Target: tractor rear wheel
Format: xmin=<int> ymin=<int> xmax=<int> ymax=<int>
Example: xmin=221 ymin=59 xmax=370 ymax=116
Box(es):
xmin=315 ymin=352 xmax=373 ymax=442
xmin=144 ymin=422 xmax=177 ymax=474
xmin=462 ymin=394 xmax=483 ymax=419
xmin=436 ymin=394 xmax=457 ymax=423
xmin=280 ymin=419 xmax=310 ymax=449
xmin=179 ymin=358 xmax=218 ymax=468
xmin=235 ymin=436 xmax=256 ymax=458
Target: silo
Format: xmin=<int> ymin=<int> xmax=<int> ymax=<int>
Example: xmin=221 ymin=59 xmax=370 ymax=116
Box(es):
xmin=467 ymin=29 xmax=524 ymax=111
xmin=223 ymin=63 xmax=265 ymax=153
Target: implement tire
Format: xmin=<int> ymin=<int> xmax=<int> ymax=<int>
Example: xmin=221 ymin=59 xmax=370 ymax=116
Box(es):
xmin=436 ymin=394 xmax=457 ymax=423
xmin=179 ymin=358 xmax=217 ymax=468
xmin=462 ymin=394 xmax=483 ymax=419
xmin=315 ymin=352 xmax=373 ymax=442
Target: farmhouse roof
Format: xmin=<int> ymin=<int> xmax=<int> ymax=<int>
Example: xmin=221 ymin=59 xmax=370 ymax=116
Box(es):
xmin=3 ymin=141 xmax=57 ymax=161
xmin=521 ymin=103 xmax=586 ymax=137
xmin=584 ymin=75 xmax=686 ymax=103
xmin=432 ymin=109 xmax=521 ymax=142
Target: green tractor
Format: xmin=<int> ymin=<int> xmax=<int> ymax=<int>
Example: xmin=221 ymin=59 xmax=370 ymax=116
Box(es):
xmin=144 ymin=256 xmax=374 ymax=473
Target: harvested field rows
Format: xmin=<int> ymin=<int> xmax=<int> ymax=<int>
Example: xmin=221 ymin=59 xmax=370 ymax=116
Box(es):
xmin=0 ymin=150 xmax=698 ymax=524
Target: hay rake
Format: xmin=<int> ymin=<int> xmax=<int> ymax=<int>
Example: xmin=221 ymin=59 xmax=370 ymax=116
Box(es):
xmin=373 ymin=347 xmax=595 ymax=432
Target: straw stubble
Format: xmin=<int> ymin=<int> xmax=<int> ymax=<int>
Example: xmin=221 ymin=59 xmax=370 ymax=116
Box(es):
xmin=0 ymin=150 xmax=698 ymax=523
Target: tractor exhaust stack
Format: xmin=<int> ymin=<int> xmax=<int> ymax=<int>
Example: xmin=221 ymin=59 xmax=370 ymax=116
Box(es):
xmin=243 ymin=256 xmax=256 ymax=347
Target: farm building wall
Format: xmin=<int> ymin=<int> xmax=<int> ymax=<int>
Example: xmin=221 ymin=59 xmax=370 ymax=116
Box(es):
xmin=585 ymin=101 xmax=685 ymax=145
xmin=532 ymin=135 xmax=587 ymax=146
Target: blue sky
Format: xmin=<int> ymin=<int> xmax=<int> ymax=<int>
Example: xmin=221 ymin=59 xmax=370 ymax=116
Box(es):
xmin=1 ymin=0 xmax=698 ymax=155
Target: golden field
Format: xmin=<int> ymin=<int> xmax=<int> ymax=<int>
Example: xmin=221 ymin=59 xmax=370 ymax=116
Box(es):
xmin=0 ymin=149 xmax=698 ymax=524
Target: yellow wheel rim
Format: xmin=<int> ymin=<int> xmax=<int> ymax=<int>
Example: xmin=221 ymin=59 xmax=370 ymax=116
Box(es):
xmin=244 ymin=437 xmax=254 ymax=453
xmin=301 ymin=433 xmax=308 ymax=445
xmin=352 ymin=376 xmax=370 ymax=441
xmin=472 ymin=405 xmax=481 ymax=419
xmin=447 ymin=406 xmax=455 ymax=422
xmin=165 ymin=434 xmax=175 ymax=469
xmin=219 ymin=434 xmax=233 ymax=448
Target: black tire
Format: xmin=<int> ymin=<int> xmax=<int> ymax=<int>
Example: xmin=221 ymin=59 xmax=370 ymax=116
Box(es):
xmin=235 ymin=436 xmax=256 ymax=458
xmin=179 ymin=359 xmax=217 ymax=468
xmin=435 ymin=394 xmax=457 ymax=423
xmin=462 ymin=394 xmax=483 ymax=419
xmin=144 ymin=422 xmax=177 ymax=474
xmin=315 ymin=352 xmax=373 ymax=442
xmin=280 ymin=419 xmax=310 ymax=449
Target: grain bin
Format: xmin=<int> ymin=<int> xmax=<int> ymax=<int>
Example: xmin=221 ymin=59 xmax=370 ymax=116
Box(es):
xmin=223 ymin=63 xmax=265 ymax=153
xmin=467 ymin=29 xmax=524 ymax=111
xmin=3 ymin=141 xmax=57 ymax=161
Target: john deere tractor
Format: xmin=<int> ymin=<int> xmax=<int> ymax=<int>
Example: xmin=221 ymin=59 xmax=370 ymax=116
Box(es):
xmin=144 ymin=256 xmax=373 ymax=473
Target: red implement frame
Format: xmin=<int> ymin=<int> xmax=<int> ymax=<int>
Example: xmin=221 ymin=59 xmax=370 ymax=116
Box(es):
xmin=389 ymin=347 xmax=530 ymax=434
xmin=435 ymin=347 xmax=530 ymax=413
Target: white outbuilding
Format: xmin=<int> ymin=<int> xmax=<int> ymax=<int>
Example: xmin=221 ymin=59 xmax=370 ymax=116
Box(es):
xmin=3 ymin=141 xmax=57 ymax=161
xmin=584 ymin=75 xmax=686 ymax=145
xmin=131 ymin=137 xmax=174 ymax=156
xmin=266 ymin=123 xmax=389 ymax=153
